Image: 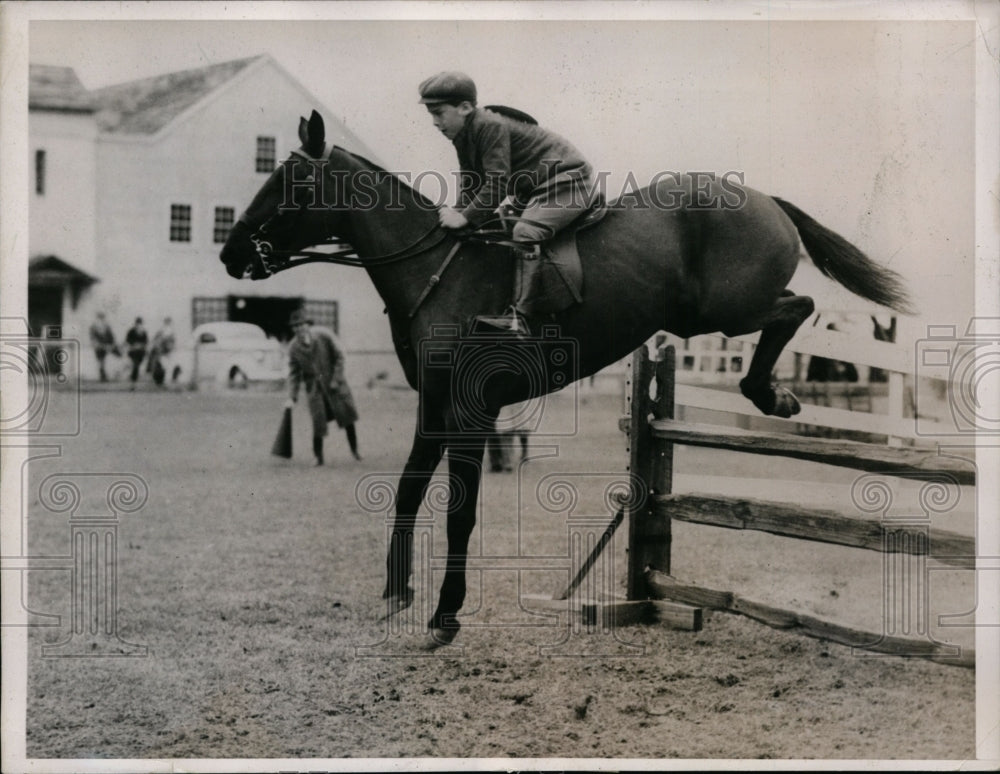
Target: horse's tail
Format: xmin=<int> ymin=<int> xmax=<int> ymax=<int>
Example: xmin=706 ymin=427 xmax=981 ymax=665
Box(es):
xmin=772 ymin=197 xmax=913 ymax=314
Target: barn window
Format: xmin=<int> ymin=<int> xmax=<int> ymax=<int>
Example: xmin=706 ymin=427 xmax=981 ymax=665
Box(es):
xmin=213 ymin=207 xmax=235 ymax=243
xmin=191 ymin=297 xmax=228 ymax=328
xmin=170 ymin=204 xmax=192 ymax=242
xmin=256 ymin=136 xmax=276 ymax=173
xmin=302 ymin=300 xmax=339 ymax=334
xmin=35 ymin=150 xmax=46 ymax=195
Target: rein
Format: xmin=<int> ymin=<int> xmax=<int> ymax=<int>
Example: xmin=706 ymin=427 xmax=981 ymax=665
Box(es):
xmin=247 ymin=222 xmax=460 ymax=320
xmin=249 ymin=224 xmax=448 ymax=273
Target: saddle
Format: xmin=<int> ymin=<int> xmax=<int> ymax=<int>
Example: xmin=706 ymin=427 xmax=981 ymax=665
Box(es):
xmin=463 ymin=193 xmax=609 ymax=319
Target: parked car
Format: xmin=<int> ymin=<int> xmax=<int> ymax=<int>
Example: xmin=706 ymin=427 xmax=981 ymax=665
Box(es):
xmin=175 ymin=322 xmax=286 ymax=388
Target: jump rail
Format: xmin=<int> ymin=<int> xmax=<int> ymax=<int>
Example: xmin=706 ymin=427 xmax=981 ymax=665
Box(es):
xmin=616 ymin=343 xmax=976 ymax=668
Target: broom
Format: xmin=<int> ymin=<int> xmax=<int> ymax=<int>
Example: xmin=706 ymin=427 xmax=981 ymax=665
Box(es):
xmin=271 ymin=406 xmax=293 ymax=458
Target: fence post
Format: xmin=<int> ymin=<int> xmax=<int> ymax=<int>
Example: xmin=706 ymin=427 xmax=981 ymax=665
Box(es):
xmin=887 ymin=371 xmax=905 ymax=447
xmin=627 ymin=344 xmax=674 ymax=599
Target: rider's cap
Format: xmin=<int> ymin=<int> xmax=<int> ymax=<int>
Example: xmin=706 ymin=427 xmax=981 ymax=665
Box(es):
xmin=418 ymin=71 xmax=477 ymax=105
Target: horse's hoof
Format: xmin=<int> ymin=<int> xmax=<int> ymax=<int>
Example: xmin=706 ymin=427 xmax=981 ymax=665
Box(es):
xmin=379 ymin=588 xmax=414 ymax=621
xmin=420 ymin=626 xmax=460 ymax=651
xmin=771 ymin=386 xmax=801 ymax=418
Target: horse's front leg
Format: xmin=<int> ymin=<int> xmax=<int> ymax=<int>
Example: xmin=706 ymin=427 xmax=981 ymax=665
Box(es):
xmin=425 ymin=409 xmax=491 ymax=648
xmin=383 ymin=397 xmax=447 ymax=616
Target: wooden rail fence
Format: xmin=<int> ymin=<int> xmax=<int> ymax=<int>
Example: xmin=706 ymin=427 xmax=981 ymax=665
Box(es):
xmin=602 ymin=342 xmax=976 ymax=667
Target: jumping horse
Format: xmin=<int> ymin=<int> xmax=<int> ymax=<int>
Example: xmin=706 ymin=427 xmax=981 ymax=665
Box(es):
xmin=220 ymin=111 xmax=910 ymax=647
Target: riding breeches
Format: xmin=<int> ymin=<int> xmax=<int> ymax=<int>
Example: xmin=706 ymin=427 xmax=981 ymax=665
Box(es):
xmin=511 ymin=176 xmax=595 ymax=244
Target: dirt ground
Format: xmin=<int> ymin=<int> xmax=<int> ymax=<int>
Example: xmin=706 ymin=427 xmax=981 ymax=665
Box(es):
xmin=20 ymin=383 xmax=978 ymax=763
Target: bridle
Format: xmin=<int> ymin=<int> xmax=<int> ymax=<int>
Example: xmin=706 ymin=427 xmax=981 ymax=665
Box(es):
xmin=240 ymin=145 xmax=450 ymax=278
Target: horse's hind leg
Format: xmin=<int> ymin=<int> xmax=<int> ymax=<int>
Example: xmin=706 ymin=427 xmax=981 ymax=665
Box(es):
xmin=739 ymin=292 xmax=815 ymax=417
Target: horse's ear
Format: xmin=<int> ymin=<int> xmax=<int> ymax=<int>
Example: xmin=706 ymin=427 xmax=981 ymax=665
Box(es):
xmin=298 ymin=110 xmax=325 ymax=158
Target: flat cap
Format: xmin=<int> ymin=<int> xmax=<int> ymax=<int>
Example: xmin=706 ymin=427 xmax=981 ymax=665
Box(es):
xmin=418 ymin=71 xmax=477 ymax=105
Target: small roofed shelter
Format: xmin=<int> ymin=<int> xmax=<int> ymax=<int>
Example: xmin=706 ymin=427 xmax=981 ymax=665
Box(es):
xmin=28 ymin=254 xmax=98 ymax=337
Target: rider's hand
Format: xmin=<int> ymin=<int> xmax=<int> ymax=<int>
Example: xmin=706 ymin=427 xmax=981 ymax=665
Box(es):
xmin=438 ymin=207 xmax=469 ymax=230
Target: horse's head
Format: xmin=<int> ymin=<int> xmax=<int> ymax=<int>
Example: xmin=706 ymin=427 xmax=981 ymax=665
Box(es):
xmin=220 ymin=110 xmax=346 ymax=279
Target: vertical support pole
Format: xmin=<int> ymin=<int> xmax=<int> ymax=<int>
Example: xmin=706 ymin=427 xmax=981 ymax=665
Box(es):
xmin=626 ymin=344 xmax=675 ymax=600
xmin=887 ymin=370 xmax=904 ymax=447
xmin=652 ymin=344 xmax=676 ymax=534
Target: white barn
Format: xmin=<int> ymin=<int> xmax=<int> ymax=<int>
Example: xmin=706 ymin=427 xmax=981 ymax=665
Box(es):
xmin=28 ymin=55 xmax=401 ymax=384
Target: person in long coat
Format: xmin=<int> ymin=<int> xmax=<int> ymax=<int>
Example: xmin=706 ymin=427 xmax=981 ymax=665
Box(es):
xmin=285 ymin=309 xmax=360 ymax=466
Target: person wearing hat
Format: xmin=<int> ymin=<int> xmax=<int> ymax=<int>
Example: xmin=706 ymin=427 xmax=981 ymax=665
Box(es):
xmin=285 ymin=309 xmax=361 ymax=466
xmin=418 ymin=71 xmax=596 ymax=334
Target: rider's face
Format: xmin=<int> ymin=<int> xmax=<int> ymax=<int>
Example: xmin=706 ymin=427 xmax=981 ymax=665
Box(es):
xmin=426 ymin=102 xmax=473 ymax=140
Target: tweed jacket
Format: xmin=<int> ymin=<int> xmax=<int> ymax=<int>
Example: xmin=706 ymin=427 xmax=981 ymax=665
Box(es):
xmin=452 ymin=108 xmax=593 ymax=226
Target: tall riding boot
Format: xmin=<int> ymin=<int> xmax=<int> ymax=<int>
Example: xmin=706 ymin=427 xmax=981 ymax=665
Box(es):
xmin=511 ymin=243 xmax=542 ymax=335
xmin=346 ymin=424 xmax=362 ymax=461
xmin=471 ymin=244 xmax=538 ymax=338
xmin=312 ymin=435 xmax=324 ymax=466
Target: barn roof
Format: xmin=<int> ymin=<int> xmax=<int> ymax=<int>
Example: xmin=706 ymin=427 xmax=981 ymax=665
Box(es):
xmin=29 ymin=65 xmax=96 ymax=113
xmin=90 ymin=55 xmax=263 ymax=134
xmin=30 ymin=54 xmax=384 ymax=163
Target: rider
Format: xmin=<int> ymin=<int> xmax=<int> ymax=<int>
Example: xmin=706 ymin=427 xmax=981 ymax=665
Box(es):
xmin=419 ymin=71 xmax=596 ymax=334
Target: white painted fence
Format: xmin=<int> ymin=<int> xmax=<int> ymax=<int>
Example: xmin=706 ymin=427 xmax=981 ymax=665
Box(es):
xmin=640 ymin=324 xmax=944 ymax=446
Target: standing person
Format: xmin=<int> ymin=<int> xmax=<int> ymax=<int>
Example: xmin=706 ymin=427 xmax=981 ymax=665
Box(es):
xmin=124 ymin=317 xmax=148 ymax=389
xmin=285 ymin=309 xmax=361 ymax=466
xmin=148 ymin=316 xmax=177 ymax=386
xmin=490 ymin=400 xmax=532 ymax=472
xmin=418 ymin=70 xmax=596 ymax=333
xmin=486 ymin=418 xmax=513 ymax=473
xmin=88 ymin=312 xmax=118 ymax=382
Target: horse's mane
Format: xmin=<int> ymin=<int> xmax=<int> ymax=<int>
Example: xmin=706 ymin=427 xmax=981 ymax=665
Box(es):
xmin=331 ymin=145 xmax=439 ymax=213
